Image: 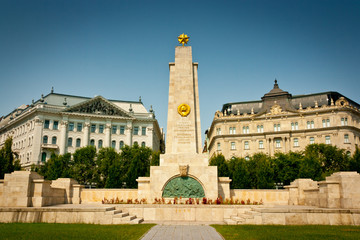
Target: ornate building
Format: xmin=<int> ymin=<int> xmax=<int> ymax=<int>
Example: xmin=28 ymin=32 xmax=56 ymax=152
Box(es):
xmin=0 ymin=89 xmax=164 ymax=168
xmin=206 ymin=81 xmax=360 ymax=159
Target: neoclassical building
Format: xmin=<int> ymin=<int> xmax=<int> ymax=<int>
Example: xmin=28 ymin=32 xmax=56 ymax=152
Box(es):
xmin=206 ymin=81 xmax=360 ymax=159
xmin=0 ymin=89 xmax=164 ymax=168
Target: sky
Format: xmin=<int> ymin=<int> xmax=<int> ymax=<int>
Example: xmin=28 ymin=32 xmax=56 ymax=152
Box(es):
xmin=1 ymin=0 xmax=359 ymax=139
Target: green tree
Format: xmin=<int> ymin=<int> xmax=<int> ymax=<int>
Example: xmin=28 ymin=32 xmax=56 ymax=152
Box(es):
xmin=273 ymin=152 xmax=302 ymax=185
xmin=247 ymin=153 xmax=274 ymax=189
xmin=96 ymin=147 xmax=121 ymax=188
xmin=71 ymin=146 xmax=98 ymax=186
xmin=120 ymin=143 xmax=152 ymax=188
xmin=150 ymin=151 xmax=160 ymax=166
xmin=0 ymin=137 xmax=21 ymax=178
xmin=299 ymin=155 xmax=323 ymax=181
xmin=228 ymin=157 xmax=250 ymax=189
xmin=349 ymin=146 xmax=360 ymax=173
xmin=209 ymin=153 xmax=229 ymax=177
xmin=39 ymin=152 xmax=72 ymax=180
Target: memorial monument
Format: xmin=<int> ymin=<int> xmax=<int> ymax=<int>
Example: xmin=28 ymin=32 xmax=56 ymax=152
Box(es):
xmin=137 ymin=34 xmax=231 ymax=200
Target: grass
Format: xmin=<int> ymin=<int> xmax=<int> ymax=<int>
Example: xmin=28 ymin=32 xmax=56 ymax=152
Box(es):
xmin=0 ymin=223 xmax=155 ymax=240
xmin=212 ymin=225 xmax=360 ymax=240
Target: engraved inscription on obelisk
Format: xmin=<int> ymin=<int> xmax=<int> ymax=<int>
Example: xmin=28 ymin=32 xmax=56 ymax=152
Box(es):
xmin=166 ymin=44 xmax=202 ymax=154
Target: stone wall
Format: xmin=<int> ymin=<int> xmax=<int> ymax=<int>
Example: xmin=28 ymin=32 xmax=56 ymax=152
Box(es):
xmin=81 ymin=189 xmax=139 ymax=203
xmin=0 ymin=171 xmax=82 ymax=207
xmin=230 ymin=189 xmax=289 ymax=205
xmin=286 ymin=172 xmax=360 ymax=209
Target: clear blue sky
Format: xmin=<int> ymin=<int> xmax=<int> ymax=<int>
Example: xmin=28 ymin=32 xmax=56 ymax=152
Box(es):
xmin=1 ymin=0 xmax=359 ymax=138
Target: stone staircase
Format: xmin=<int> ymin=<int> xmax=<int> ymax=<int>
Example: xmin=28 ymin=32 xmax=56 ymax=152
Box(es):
xmin=224 ymin=208 xmax=263 ymax=225
xmin=105 ymin=207 xmax=144 ymax=224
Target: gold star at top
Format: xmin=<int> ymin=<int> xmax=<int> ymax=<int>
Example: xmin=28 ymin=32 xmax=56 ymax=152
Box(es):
xmin=178 ymin=33 xmax=189 ymax=46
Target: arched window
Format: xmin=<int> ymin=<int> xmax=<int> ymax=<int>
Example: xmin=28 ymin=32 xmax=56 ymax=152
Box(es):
xmin=68 ymin=137 xmax=73 ymax=147
xmin=43 ymin=135 xmax=48 ymax=144
xmin=98 ymin=139 xmax=103 ymax=148
xmin=141 ymin=141 xmax=146 ymax=147
xmin=119 ymin=141 xmax=124 ymax=149
xmin=76 ymin=138 xmax=81 ymax=147
xmin=90 ymin=139 xmax=95 ymax=146
xmin=41 ymin=152 xmax=47 ymax=162
xmin=111 ymin=140 xmax=116 ymax=149
xmin=133 ymin=141 xmax=138 ymax=146
xmin=52 ymin=136 xmax=57 ymax=145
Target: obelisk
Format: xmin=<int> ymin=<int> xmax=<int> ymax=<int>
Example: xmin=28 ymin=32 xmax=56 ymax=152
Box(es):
xmin=166 ymin=45 xmax=202 ymax=154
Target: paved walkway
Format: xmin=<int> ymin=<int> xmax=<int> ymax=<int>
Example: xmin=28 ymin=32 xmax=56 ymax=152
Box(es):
xmin=141 ymin=225 xmax=224 ymax=240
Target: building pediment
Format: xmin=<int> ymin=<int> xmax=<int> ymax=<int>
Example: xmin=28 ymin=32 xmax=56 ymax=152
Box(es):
xmin=63 ymin=96 xmax=132 ymax=117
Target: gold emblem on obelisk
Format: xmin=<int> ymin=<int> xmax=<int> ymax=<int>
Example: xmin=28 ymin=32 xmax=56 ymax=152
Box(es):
xmin=178 ymin=33 xmax=189 ymax=46
xmin=178 ymin=103 xmax=191 ymax=117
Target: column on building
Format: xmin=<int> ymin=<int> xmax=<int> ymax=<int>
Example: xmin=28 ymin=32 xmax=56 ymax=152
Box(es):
xmin=147 ymin=126 xmax=154 ymax=149
xmin=268 ymin=138 xmax=272 ymax=156
xmin=59 ymin=116 xmax=68 ymax=155
xmin=83 ymin=118 xmax=90 ymax=147
xmin=104 ymin=120 xmax=112 ymax=148
xmin=32 ymin=116 xmax=44 ymax=164
xmin=126 ymin=120 xmax=133 ymax=146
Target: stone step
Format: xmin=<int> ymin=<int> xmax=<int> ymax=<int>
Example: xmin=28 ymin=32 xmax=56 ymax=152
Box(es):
xmin=130 ymin=217 xmax=144 ymax=224
xmin=230 ymin=216 xmax=245 ymax=223
xmin=112 ymin=215 xmax=136 ymax=224
xmin=113 ymin=212 xmax=129 ymax=218
xmin=105 ymin=209 xmax=123 ymax=215
xmin=238 ymin=213 xmax=255 ymax=219
xmin=224 ymin=218 xmax=237 ymax=225
xmin=244 ymin=210 xmax=261 ymax=216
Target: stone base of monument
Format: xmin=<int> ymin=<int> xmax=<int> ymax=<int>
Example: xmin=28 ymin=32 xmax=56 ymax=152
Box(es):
xmin=137 ymin=153 xmax=232 ymax=202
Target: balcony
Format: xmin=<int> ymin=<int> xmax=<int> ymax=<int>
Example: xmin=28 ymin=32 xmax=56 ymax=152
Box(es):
xmin=41 ymin=144 xmax=59 ymax=149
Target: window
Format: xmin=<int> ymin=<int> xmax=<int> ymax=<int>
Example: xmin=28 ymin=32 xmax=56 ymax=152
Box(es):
xmin=274 ymin=124 xmax=281 ymax=132
xmin=76 ymin=138 xmax=81 ymax=147
xmin=90 ymin=139 xmax=95 ymax=146
xmin=245 ymin=156 xmax=250 ymax=161
xmin=311 ymin=121 xmax=314 ymax=129
xmin=52 ymin=136 xmax=57 ymax=145
xmin=325 ymin=136 xmax=331 ymax=144
xmin=112 ymin=126 xmax=117 ymax=134
xmin=91 ymin=124 xmax=96 ymax=133
xmin=257 ymin=125 xmax=264 ymax=133
xmin=99 ymin=125 xmax=104 ymax=133
xmin=244 ymin=141 xmax=249 ymax=150
xmin=216 ymin=128 xmax=222 ymax=135
xmin=44 ymin=120 xmax=50 ymax=129
xmin=43 ymin=135 xmax=48 ymax=144
xmin=133 ymin=141 xmax=138 ymax=146
xmin=77 ymin=123 xmax=83 ymax=132
xmin=142 ymin=127 xmax=146 ymax=135
xmin=120 ymin=126 xmax=125 ymax=134
xmin=217 ymin=142 xmax=221 ymax=151
xmin=133 ymin=127 xmax=139 ymax=135
xmin=291 ymin=122 xmax=298 ymax=130
xmin=259 ymin=140 xmax=264 ymax=149
xmin=41 ymin=152 xmax=47 ymax=162
xmin=341 ymin=118 xmax=348 ymax=126
xmin=275 ymin=139 xmax=281 ymax=148
xmin=53 ymin=121 xmax=59 ymax=130
xmin=242 ymin=126 xmax=249 ymax=134
xmin=310 ymin=137 xmax=315 ymax=144
xmin=229 ymin=127 xmax=236 ymax=134
xmin=69 ymin=122 xmax=74 ymax=131
xmin=141 ymin=141 xmax=146 ymax=147
xmin=344 ymin=134 xmax=349 ymax=143
xmin=293 ymin=138 xmax=299 ymax=147
xmin=98 ymin=140 xmax=103 ymax=148
xmin=68 ymin=137 xmax=73 ymax=147
xmin=231 ymin=142 xmax=236 ymax=150
xmin=111 ymin=140 xmax=116 ymax=148
xmin=323 ymin=119 xmax=330 ymax=127
xmin=119 ymin=141 xmax=124 ymax=149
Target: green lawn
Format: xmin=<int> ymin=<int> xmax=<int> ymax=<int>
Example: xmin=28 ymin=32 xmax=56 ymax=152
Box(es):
xmin=0 ymin=223 xmax=155 ymax=240
xmin=212 ymin=225 xmax=360 ymax=240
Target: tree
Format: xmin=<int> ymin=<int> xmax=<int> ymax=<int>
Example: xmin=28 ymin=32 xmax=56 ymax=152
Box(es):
xmin=0 ymin=137 xmax=21 ymax=178
xmin=273 ymin=152 xmax=302 ymax=185
xmin=349 ymin=146 xmax=360 ymax=173
xmin=228 ymin=157 xmax=250 ymax=189
xmin=209 ymin=153 xmax=229 ymax=177
xmin=120 ymin=143 xmax=152 ymax=188
xmin=96 ymin=147 xmax=121 ymax=188
xmin=71 ymin=146 xmax=98 ymax=186
xmin=247 ymin=153 xmax=274 ymax=189
xmin=39 ymin=152 xmax=72 ymax=180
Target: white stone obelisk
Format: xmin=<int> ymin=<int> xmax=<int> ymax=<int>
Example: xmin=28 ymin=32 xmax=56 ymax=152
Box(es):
xmin=166 ymin=46 xmax=202 ymax=154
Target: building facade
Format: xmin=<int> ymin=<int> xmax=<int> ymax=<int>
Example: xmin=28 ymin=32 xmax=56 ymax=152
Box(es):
xmin=206 ymin=81 xmax=360 ymax=159
xmin=0 ymin=90 xmax=164 ymax=168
